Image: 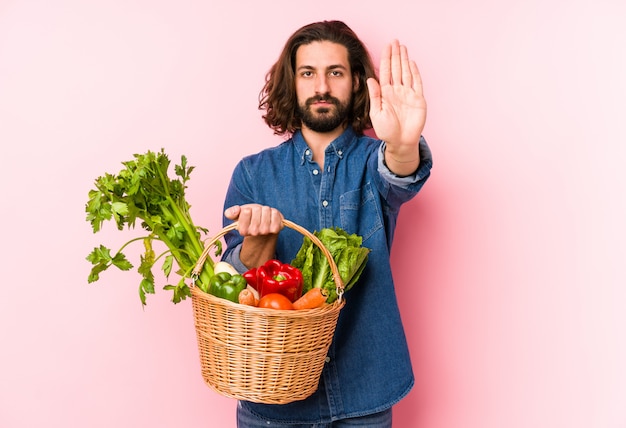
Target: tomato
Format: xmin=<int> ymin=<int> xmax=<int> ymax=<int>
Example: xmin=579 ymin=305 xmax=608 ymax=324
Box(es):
xmin=257 ymin=293 xmax=294 ymax=310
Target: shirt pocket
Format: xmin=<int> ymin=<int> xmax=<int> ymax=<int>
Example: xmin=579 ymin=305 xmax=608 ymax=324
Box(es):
xmin=339 ymin=182 xmax=383 ymax=242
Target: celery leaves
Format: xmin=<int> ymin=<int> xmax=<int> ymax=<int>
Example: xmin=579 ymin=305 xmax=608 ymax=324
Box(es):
xmin=85 ymin=149 xmax=214 ymax=305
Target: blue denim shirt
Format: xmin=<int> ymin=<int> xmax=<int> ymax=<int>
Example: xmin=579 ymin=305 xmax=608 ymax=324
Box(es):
xmin=222 ymin=127 xmax=432 ymax=423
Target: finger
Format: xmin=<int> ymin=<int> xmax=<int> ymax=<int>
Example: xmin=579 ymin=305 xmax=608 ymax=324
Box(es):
xmin=378 ymin=42 xmax=392 ymax=86
xmin=410 ymin=60 xmax=424 ymax=95
xmin=268 ymin=207 xmax=284 ymax=234
xmin=390 ymin=39 xmax=401 ymax=86
xmin=246 ymin=205 xmax=263 ymax=235
xmin=236 ymin=205 xmax=253 ymax=235
xmin=366 ymin=77 xmax=382 ymax=113
xmin=400 ymin=44 xmax=412 ymax=88
xmin=224 ymin=205 xmax=241 ymax=220
xmin=257 ymin=205 xmax=273 ymax=234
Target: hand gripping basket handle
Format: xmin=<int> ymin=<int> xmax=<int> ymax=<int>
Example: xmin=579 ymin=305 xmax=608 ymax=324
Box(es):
xmin=192 ymin=219 xmax=345 ymax=300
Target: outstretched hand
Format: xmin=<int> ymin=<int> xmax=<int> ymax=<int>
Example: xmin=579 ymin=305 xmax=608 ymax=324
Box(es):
xmin=367 ymin=40 xmax=426 ymax=157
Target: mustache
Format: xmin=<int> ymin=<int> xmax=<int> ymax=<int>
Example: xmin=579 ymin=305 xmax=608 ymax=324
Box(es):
xmin=305 ymin=94 xmax=340 ymax=107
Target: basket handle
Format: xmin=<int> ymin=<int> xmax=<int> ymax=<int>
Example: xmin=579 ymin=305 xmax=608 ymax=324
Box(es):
xmin=192 ymin=219 xmax=345 ymax=300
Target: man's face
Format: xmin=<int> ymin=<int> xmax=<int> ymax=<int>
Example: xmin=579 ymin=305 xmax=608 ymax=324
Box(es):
xmin=294 ymin=41 xmax=356 ymax=133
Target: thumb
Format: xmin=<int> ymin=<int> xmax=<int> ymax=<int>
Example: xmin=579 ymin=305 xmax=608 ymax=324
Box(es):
xmin=224 ymin=205 xmax=241 ymax=220
xmin=366 ymin=77 xmax=382 ymax=113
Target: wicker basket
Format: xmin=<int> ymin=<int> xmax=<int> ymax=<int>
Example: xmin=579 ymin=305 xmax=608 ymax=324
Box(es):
xmin=190 ymin=219 xmax=345 ymax=404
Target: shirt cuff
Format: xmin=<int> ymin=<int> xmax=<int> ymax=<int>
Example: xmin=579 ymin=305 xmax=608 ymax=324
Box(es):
xmin=377 ymin=137 xmax=432 ymax=187
xmin=222 ymin=244 xmax=248 ymax=274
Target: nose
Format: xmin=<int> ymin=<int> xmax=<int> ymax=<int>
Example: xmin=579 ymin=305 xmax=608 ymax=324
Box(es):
xmin=315 ymin=74 xmax=329 ymax=94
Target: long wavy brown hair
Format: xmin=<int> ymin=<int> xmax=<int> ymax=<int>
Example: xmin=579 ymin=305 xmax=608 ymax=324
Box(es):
xmin=259 ymin=21 xmax=377 ymax=136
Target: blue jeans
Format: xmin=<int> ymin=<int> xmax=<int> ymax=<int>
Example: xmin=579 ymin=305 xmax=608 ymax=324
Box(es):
xmin=236 ymin=402 xmax=392 ymax=427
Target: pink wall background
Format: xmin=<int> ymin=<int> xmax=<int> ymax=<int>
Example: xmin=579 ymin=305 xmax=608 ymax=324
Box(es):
xmin=1 ymin=1 xmax=625 ymax=427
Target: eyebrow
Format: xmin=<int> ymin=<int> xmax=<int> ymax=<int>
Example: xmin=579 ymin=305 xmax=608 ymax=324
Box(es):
xmin=296 ymin=64 xmax=349 ymax=72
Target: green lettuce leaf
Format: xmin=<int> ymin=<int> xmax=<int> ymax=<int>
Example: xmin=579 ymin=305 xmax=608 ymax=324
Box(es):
xmin=291 ymin=228 xmax=370 ymax=303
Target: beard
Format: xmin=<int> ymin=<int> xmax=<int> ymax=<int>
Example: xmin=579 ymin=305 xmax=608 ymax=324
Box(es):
xmin=298 ymin=94 xmax=352 ymax=133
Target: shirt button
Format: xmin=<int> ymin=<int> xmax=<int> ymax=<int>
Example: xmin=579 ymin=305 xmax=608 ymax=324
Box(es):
xmin=337 ymin=150 xmax=343 ymax=156
xmin=325 ymin=356 xmax=331 ymax=363
xmin=322 ymin=200 xmax=328 ymax=207
xmin=305 ymin=149 xmax=310 ymax=156
xmin=312 ymin=169 xmax=319 ymax=175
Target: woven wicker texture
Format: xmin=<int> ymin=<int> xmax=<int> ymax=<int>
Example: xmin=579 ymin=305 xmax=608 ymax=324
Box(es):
xmin=190 ymin=219 xmax=345 ymax=404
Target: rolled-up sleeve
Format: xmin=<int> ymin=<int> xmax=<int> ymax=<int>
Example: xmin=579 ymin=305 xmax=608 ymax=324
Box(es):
xmin=221 ymin=243 xmax=248 ymax=274
xmin=377 ymin=136 xmax=433 ymax=188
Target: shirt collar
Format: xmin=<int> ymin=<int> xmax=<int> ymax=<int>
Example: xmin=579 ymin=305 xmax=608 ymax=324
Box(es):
xmin=293 ymin=127 xmax=356 ymax=165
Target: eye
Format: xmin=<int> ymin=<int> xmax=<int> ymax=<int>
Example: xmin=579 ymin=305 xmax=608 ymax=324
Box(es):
xmin=330 ymin=70 xmax=343 ymax=77
xmin=300 ymin=70 xmax=313 ymax=78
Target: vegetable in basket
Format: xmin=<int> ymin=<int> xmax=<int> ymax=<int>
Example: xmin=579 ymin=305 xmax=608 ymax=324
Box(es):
xmin=243 ymin=259 xmax=303 ymax=302
xmin=257 ymin=293 xmax=294 ymax=310
xmin=291 ymin=227 xmax=370 ymax=303
xmin=206 ymin=272 xmax=247 ymax=303
xmin=237 ymin=288 xmax=258 ymax=306
xmin=292 ymin=288 xmax=328 ymax=310
xmin=85 ymin=149 xmax=214 ymax=305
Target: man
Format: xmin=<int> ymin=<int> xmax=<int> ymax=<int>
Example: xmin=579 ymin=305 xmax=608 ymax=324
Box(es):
xmin=222 ymin=20 xmax=432 ymax=427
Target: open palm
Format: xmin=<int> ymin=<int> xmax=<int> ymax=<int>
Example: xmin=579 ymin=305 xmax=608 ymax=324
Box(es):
xmin=367 ymin=40 xmax=427 ymax=149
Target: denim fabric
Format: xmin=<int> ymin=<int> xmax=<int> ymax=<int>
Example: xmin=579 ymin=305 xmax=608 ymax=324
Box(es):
xmin=237 ymin=401 xmax=392 ymax=427
xmin=222 ymin=127 xmax=432 ymax=424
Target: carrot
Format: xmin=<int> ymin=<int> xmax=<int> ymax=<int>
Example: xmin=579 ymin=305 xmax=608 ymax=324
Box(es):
xmin=293 ymin=287 xmax=327 ymax=310
xmin=238 ymin=288 xmax=258 ymax=306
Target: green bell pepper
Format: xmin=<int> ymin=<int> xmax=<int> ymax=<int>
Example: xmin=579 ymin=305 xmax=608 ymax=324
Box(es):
xmin=207 ymin=271 xmax=247 ymax=303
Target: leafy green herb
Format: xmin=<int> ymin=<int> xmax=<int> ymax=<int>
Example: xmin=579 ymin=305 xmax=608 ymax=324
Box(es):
xmin=85 ymin=149 xmax=214 ymax=305
xmin=291 ymin=228 xmax=370 ymax=303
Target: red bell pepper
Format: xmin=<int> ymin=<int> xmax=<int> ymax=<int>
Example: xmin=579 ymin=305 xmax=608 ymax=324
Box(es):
xmin=243 ymin=259 xmax=303 ymax=302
